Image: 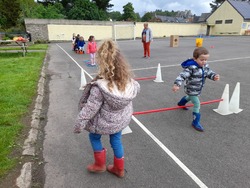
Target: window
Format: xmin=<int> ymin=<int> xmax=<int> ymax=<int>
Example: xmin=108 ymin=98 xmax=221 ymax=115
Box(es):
xmin=215 ymin=20 xmax=222 ymax=24
xmin=242 ymin=23 xmax=247 ymax=29
xmin=225 ymin=19 xmax=233 ymax=24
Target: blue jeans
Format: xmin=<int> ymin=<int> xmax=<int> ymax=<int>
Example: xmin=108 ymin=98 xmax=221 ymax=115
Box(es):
xmin=89 ymin=131 xmax=124 ymax=158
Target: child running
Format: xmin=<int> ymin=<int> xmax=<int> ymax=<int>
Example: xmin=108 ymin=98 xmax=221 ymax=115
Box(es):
xmin=74 ymin=39 xmax=140 ymax=178
xmin=172 ymin=47 xmax=220 ymax=132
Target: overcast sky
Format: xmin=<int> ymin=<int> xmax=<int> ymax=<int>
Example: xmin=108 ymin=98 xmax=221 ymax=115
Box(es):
xmin=109 ymin=0 xmax=212 ymax=16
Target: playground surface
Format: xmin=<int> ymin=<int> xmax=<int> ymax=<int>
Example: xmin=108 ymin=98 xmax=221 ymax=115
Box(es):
xmin=42 ymin=36 xmax=250 ymax=188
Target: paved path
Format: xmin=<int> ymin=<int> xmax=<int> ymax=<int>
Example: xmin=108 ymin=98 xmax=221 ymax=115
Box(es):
xmin=43 ymin=37 xmax=250 ymax=188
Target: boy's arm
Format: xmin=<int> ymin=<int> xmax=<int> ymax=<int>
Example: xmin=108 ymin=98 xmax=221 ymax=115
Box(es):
xmin=214 ymin=74 xmax=220 ymax=81
xmin=207 ymin=68 xmax=220 ymax=81
xmin=174 ymin=68 xmax=191 ymax=85
xmin=172 ymin=84 xmax=180 ymax=92
xmin=172 ymin=68 xmax=191 ymax=92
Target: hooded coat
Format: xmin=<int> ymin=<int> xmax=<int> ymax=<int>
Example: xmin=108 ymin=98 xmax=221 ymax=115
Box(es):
xmin=174 ymin=59 xmax=216 ymax=96
xmin=87 ymin=41 xmax=97 ymax=54
xmin=75 ymin=79 xmax=140 ymax=135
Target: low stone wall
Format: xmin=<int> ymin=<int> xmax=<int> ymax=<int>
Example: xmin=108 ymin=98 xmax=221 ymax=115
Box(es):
xmin=24 ymin=19 xmax=207 ymax=42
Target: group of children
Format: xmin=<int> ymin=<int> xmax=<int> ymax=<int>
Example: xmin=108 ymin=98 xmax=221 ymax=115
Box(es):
xmin=73 ymin=38 xmax=220 ymax=178
xmin=72 ymin=33 xmax=97 ymax=66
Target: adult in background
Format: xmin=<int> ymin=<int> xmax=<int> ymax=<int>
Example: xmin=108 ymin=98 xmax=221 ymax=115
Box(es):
xmin=26 ymin=31 xmax=32 ymax=42
xmin=141 ymin=23 xmax=153 ymax=58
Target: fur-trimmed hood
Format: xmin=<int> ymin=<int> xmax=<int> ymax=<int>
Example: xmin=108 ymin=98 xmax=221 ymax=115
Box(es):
xmin=95 ymin=79 xmax=139 ymax=111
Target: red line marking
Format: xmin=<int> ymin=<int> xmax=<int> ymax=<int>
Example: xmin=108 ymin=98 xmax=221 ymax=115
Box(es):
xmin=133 ymin=99 xmax=223 ymax=115
xmin=134 ymin=76 xmax=156 ymax=81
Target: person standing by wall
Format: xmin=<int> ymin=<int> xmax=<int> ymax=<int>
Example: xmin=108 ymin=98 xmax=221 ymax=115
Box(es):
xmin=141 ymin=23 xmax=153 ymax=58
xmin=26 ymin=31 xmax=32 ymax=42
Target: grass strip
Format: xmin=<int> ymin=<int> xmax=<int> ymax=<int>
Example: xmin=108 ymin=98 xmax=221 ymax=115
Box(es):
xmin=0 ymin=44 xmax=48 ymax=51
xmin=0 ymin=50 xmax=46 ymax=177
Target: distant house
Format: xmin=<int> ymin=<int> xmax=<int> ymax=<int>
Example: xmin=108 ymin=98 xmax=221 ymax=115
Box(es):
xmin=155 ymin=15 xmax=188 ymax=23
xmin=197 ymin=13 xmax=211 ymax=23
xmin=206 ymin=0 xmax=250 ymax=35
xmin=192 ymin=13 xmax=211 ymax=24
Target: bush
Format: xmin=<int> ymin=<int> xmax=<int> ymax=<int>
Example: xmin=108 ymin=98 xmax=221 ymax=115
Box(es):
xmin=34 ymin=40 xmax=49 ymax=44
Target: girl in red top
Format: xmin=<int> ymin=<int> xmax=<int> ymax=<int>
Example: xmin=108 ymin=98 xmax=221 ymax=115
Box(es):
xmin=87 ymin=35 xmax=97 ymax=66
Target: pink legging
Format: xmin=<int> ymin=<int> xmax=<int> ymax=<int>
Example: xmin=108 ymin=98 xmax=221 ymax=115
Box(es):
xmin=90 ymin=53 xmax=96 ymax=65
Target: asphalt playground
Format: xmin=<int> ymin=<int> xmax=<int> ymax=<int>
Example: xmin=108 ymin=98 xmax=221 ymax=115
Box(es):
xmin=43 ymin=36 xmax=250 ymax=188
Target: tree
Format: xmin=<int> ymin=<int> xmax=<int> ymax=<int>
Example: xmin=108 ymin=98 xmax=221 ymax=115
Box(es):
xmin=0 ymin=0 xmax=21 ymax=29
xmin=60 ymin=0 xmax=74 ymax=14
xmin=0 ymin=12 xmax=7 ymax=30
xmin=37 ymin=0 xmax=59 ymax=6
xmin=92 ymin=0 xmax=113 ymax=11
xmin=155 ymin=9 xmax=177 ymax=17
xmin=141 ymin=12 xmax=153 ymax=22
xmin=67 ymin=0 xmax=108 ymax=20
xmin=135 ymin=13 xmax=141 ymax=21
xmin=108 ymin=11 xmax=122 ymax=21
xmin=19 ymin=0 xmax=37 ymax=18
xmin=210 ymin=0 xmax=225 ymax=13
xmin=21 ymin=3 xmax=65 ymax=19
xmin=122 ymin=2 xmax=136 ymax=21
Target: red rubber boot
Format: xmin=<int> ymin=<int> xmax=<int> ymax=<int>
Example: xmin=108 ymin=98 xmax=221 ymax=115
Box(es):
xmin=107 ymin=156 xmax=124 ymax=178
xmin=87 ymin=149 xmax=106 ymax=173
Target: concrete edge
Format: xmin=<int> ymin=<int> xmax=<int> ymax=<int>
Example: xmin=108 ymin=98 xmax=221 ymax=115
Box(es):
xmin=16 ymin=51 xmax=48 ymax=188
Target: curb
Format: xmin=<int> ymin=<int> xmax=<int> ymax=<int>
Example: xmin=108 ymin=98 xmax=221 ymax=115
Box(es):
xmin=16 ymin=53 xmax=48 ymax=188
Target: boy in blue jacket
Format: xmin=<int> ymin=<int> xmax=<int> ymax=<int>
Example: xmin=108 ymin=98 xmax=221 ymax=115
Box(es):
xmin=172 ymin=47 xmax=220 ymax=132
xmin=77 ymin=36 xmax=85 ymax=53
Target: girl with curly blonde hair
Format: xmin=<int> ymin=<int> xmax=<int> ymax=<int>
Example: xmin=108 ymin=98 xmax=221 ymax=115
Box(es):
xmin=74 ymin=39 xmax=140 ymax=178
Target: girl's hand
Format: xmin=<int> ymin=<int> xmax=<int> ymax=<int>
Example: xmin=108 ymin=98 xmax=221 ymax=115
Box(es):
xmin=214 ymin=74 xmax=220 ymax=81
xmin=172 ymin=85 xmax=180 ymax=92
xmin=73 ymin=126 xmax=81 ymax=134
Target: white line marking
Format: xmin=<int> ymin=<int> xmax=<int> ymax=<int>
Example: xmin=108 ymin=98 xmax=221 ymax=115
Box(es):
xmin=209 ymin=56 xmax=250 ymax=62
xmin=57 ymin=43 xmax=250 ymax=187
xmin=133 ymin=64 xmax=179 ymax=71
xmin=132 ymin=56 xmax=250 ymax=72
xmin=56 ymin=44 xmax=92 ymax=78
xmin=132 ymin=116 xmax=208 ymax=188
xmin=130 ymin=55 xmax=250 ymax=187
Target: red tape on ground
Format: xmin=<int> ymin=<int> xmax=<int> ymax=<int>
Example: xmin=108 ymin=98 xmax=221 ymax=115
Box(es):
xmin=133 ymin=99 xmax=223 ymax=115
xmin=134 ymin=76 xmax=156 ymax=81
